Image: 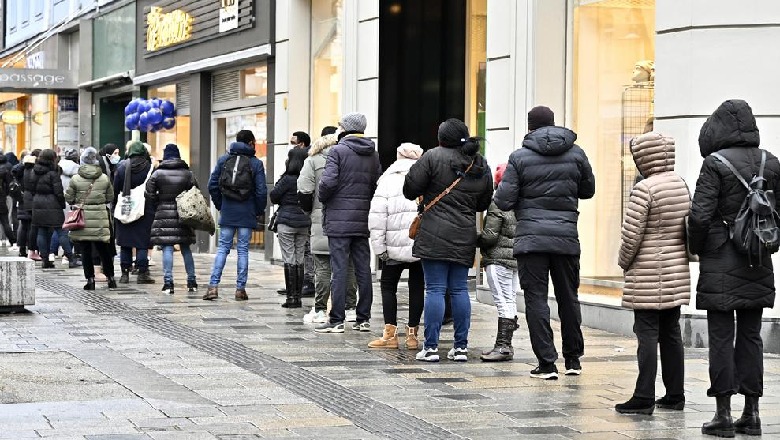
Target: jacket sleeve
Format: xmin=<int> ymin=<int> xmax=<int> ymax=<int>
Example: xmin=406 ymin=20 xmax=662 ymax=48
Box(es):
xmin=688 ymin=156 xmax=722 ymax=254
xmin=493 ymin=158 xmax=520 ymax=211
xmin=113 ymin=164 xmax=122 ymax=198
xmin=368 ymin=183 xmax=389 ymax=255
xmin=269 ymin=176 xmax=286 ymax=205
xmin=298 ymin=158 xmax=316 ymax=194
xmin=65 ymin=179 xmax=76 ymax=205
xmin=476 ymin=171 xmax=494 ymax=213
xmin=145 ymin=170 xmax=160 ymax=206
xmin=618 ymin=182 xmax=651 ymax=270
xmin=318 ymin=148 xmax=340 ymax=203
xmin=478 ymin=203 xmax=504 ymax=249
xmin=403 ymin=154 xmax=430 ymax=200
xmin=104 ymin=176 xmax=115 ymax=205
xmin=52 ymin=173 xmax=66 ymax=209
xmin=578 ymin=149 xmax=596 ymax=200
xmin=208 ymin=157 xmax=224 ymax=211
xmin=253 ymin=159 xmax=268 ymax=216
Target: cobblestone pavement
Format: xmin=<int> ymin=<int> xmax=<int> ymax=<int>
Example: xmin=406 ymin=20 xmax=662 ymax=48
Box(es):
xmin=1 ymin=250 xmax=780 ymax=439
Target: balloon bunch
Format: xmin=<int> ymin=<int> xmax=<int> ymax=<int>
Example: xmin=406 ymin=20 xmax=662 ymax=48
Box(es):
xmin=124 ymin=98 xmax=176 ymax=132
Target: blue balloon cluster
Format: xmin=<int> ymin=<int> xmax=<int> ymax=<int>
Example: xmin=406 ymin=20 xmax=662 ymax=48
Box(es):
xmin=124 ymin=98 xmax=176 ymax=132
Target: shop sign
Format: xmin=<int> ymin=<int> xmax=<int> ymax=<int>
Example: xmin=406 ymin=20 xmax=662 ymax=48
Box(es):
xmin=219 ymin=0 xmax=239 ymax=33
xmin=146 ymin=6 xmax=193 ymax=52
xmin=58 ymin=96 xmax=78 ymax=112
xmin=26 ymin=52 xmax=45 ymax=69
xmin=0 ymin=68 xmax=78 ymax=90
xmin=1 ymin=110 xmax=24 ymax=125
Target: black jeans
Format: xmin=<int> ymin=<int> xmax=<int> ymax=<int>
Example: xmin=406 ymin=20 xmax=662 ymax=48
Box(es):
xmin=633 ymin=307 xmax=685 ymax=400
xmin=79 ymin=241 xmax=115 ymax=279
xmin=707 ymin=309 xmax=764 ymax=397
xmin=0 ymin=210 xmax=15 ymax=244
xmin=16 ymin=219 xmax=30 ymax=249
xmin=380 ymin=260 xmax=424 ymax=327
xmin=517 ymin=253 xmax=583 ymax=366
xmin=327 ymin=236 xmax=373 ymax=324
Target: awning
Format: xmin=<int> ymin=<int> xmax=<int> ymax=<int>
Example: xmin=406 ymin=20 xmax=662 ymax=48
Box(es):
xmin=79 ymin=71 xmax=134 ymax=90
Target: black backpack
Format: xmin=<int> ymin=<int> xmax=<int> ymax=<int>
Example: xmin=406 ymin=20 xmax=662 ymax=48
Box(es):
xmin=218 ymin=154 xmax=255 ymax=201
xmin=712 ymin=150 xmax=780 ymax=266
xmin=7 ymin=177 xmax=22 ymax=201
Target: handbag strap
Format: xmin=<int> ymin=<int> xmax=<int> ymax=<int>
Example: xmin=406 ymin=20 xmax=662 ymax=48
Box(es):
xmin=76 ymin=182 xmax=95 ymax=208
xmin=420 ymin=160 xmax=475 ymax=214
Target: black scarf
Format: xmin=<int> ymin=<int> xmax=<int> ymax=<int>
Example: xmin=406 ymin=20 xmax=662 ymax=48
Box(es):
xmin=123 ymin=157 xmax=150 ymax=195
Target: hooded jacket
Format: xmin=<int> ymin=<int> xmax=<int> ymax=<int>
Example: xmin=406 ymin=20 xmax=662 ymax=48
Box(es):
xmin=618 ymin=133 xmax=691 ymax=310
xmin=494 ymin=126 xmax=595 ymax=256
xmin=59 ymin=158 xmax=80 ymax=198
xmin=478 ymin=202 xmax=517 ymax=269
xmin=403 ymin=146 xmax=494 ymax=267
xmin=65 ymin=164 xmax=113 ymax=243
xmin=688 ymin=99 xmax=779 ymax=311
xmin=146 ymin=159 xmax=196 ymax=246
xmin=17 ymin=163 xmax=35 ymax=221
xmin=298 ymin=134 xmax=337 ymax=254
xmin=208 ymin=142 xmax=268 ymax=229
xmin=318 ymin=135 xmax=382 ymax=237
xmin=270 ymin=173 xmax=311 ymax=229
xmin=369 ymin=157 xmax=420 ymax=262
xmin=31 ymin=159 xmax=66 ymax=227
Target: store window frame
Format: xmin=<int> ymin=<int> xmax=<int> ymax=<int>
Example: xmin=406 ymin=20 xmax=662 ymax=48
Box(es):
xmin=211 ymin=62 xmax=269 ymax=113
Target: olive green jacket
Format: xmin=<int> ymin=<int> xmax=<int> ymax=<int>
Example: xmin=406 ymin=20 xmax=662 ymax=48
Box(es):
xmin=65 ymin=164 xmax=114 ymax=243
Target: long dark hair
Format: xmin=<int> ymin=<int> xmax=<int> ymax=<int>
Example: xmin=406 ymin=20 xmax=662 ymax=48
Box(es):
xmin=284 ymin=148 xmax=308 ymax=176
xmin=437 ymin=118 xmax=481 ymax=156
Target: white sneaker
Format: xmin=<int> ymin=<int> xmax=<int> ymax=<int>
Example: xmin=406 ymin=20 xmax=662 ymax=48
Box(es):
xmin=447 ymin=347 xmax=468 ymax=362
xmin=62 ymin=256 xmax=69 ymax=265
xmin=312 ymin=310 xmax=328 ymax=323
xmin=48 ymin=254 xmax=55 ymax=262
xmin=416 ymin=347 xmax=440 ymax=362
xmin=345 ymin=309 xmax=357 ymax=322
xmin=10 ymin=244 xmax=19 ymax=251
xmin=0 ymin=239 xmax=7 ymax=246
xmin=303 ymin=307 xmax=317 ymax=323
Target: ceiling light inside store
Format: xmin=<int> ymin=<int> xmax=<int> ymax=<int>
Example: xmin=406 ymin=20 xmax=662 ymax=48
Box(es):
xmin=389 ymin=4 xmax=402 ymax=14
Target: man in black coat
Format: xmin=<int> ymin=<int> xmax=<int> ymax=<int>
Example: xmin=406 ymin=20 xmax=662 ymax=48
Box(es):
xmin=494 ymin=106 xmax=595 ymax=380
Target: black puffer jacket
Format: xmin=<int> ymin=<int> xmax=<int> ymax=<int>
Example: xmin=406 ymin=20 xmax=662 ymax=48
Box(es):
xmin=688 ymin=99 xmax=779 ymax=311
xmin=16 ymin=163 xmax=35 ymax=221
xmin=270 ymin=174 xmax=311 ymax=229
xmin=403 ymin=146 xmax=493 ymax=268
xmin=494 ymin=126 xmax=595 ymax=256
xmin=31 ymin=161 xmax=66 ymax=227
xmin=0 ymin=156 xmax=10 ymax=213
xmin=145 ymin=159 xmax=196 ymax=246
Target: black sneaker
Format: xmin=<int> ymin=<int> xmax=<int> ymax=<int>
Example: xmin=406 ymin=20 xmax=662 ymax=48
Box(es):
xmin=352 ymin=321 xmax=371 ymax=332
xmin=530 ymin=364 xmax=559 ymax=380
xmin=565 ymin=358 xmax=582 ymax=376
xmin=161 ymin=283 xmax=174 ymax=295
xmin=615 ymin=396 xmax=655 ymax=415
xmin=187 ymin=280 xmax=198 ymax=293
xmin=655 ymin=395 xmax=685 ymax=410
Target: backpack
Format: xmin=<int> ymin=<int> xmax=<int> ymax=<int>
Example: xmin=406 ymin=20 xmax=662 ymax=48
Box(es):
xmin=218 ymin=154 xmax=255 ymax=201
xmin=712 ymin=150 xmax=780 ymax=266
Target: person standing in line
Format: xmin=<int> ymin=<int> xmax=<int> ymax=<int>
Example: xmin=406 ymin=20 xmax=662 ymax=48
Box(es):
xmin=688 ymin=100 xmax=779 ymax=437
xmin=145 ymin=144 xmax=199 ymax=295
xmin=314 ymin=113 xmax=382 ymax=333
xmin=288 ymin=130 xmax=316 ymax=298
xmin=494 ymin=106 xmax=595 ymax=379
xmin=0 ymin=153 xmax=16 ymax=247
xmin=51 ymin=147 xmax=80 ymax=267
xmin=18 ymin=150 xmax=42 ymax=260
xmin=5 ymin=152 xmax=20 ymax=248
xmin=99 ymin=143 xmax=121 ymax=182
xmin=66 ymin=147 xmax=116 ymax=290
xmin=367 ymin=143 xmax=425 ymax=350
xmin=204 ymin=130 xmax=267 ymax=301
xmin=30 ymin=149 xmax=66 ymax=269
xmin=403 ymin=118 xmax=494 ymax=362
xmin=479 ymin=163 xmax=520 ymax=362
xmin=271 ymin=148 xmax=311 ymax=308
xmin=114 ymin=141 xmax=155 ymax=284
xmin=614 ymin=132 xmax=690 ymax=415
xmin=298 ymin=133 xmax=359 ymax=324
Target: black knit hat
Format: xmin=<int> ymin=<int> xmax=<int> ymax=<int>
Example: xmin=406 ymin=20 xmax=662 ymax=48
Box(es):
xmin=528 ymin=106 xmax=555 ymax=131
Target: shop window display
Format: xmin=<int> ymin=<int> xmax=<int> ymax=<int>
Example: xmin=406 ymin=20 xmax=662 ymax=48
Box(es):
xmin=147 ymin=84 xmax=191 ymax=163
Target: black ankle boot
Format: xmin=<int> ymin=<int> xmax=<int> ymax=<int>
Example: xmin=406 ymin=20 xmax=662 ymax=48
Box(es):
xmin=702 ymin=396 xmax=735 ymax=437
xmin=137 ymin=270 xmax=155 ymax=284
xmin=735 ymin=396 xmax=761 ymax=436
xmin=119 ymin=268 xmax=130 ymax=284
xmin=18 ymin=246 xmax=27 ymax=258
xmin=615 ymin=396 xmax=655 ymax=415
xmin=83 ymin=277 xmax=96 ymax=290
xmin=107 ymin=276 xmax=117 ymax=289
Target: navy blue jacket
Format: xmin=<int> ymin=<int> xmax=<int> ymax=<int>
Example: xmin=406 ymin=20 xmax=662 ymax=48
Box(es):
xmin=318 ymin=135 xmax=382 ymax=238
xmin=113 ymin=159 xmax=155 ymax=249
xmin=494 ymin=126 xmax=595 ymax=256
xmin=270 ymin=174 xmax=311 ymax=229
xmin=208 ymin=142 xmax=268 ymax=229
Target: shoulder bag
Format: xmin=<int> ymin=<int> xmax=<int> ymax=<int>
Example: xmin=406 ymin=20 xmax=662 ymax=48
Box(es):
xmin=176 ymin=177 xmax=216 ymax=235
xmin=63 ymin=182 xmax=94 ymax=231
xmin=409 ymin=160 xmax=474 ymax=239
xmin=114 ymin=164 xmax=154 ymax=224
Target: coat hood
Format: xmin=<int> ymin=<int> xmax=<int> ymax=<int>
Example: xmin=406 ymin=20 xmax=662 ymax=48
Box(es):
xmin=33 ymin=162 xmax=54 ymax=175
xmin=522 ymin=126 xmax=577 ymax=156
xmin=631 ymin=132 xmax=675 ymax=177
xmin=699 ymin=99 xmax=760 ymax=157
xmin=0 ymin=154 xmax=5 ymax=164
xmin=340 ymin=135 xmax=376 ymax=156
xmin=60 ymin=158 xmax=80 ymax=177
xmin=229 ymin=141 xmax=256 ymax=157
xmin=157 ymin=159 xmax=189 ymax=170
xmin=78 ymin=164 xmax=104 ymax=180
xmin=384 ymin=157 xmax=417 ymax=175
xmin=4 ymin=152 xmax=17 ymax=166
xmin=310 ymin=133 xmax=338 ymax=157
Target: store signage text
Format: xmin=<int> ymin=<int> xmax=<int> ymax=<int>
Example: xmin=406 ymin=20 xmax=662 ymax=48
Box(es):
xmin=1 ymin=110 xmax=25 ymax=125
xmin=26 ymin=52 xmax=45 ymax=69
xmin=0 ymin=68 xmax=77 ymax=89
xmin=219 ymin=0 xmax=239 ymax=33
xmin=146 ymin=6 xmax=193 ymax=52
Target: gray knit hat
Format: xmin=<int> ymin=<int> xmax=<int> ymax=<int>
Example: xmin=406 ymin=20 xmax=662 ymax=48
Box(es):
xmin=339 ymin=112 xmax=367 ymax=133
xmin=80 ymin=147 xmax=99 ymax=165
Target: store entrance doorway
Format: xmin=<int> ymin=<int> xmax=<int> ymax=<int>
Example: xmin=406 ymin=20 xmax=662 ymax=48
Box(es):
xmin=98 ymin=93 xmax=131 ymax=151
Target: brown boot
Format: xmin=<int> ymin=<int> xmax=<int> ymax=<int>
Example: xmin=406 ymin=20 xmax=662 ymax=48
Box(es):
xmin=235 ymin=288 xmax=249 ymax=301
xmin=368 ymin=324 xmax=398 ymax=349
xmin=202 ymin=286 xmax=218 ymax=301
xmin=405 ymin=325 xmax=419 ymax=350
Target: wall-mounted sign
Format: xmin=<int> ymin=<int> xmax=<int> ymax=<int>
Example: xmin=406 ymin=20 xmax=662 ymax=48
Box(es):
xmin=26 ymin=52 xmax=45 ymax=69
xmin=1 ymin=110 xmax=25 ymax=125
xmin=219 ymin=0 xmax=239 ymax=33
xmin=0 ymin=68 xmax=78 ymax=90
xmin=146 ymin=6 xmax=193 ymax=52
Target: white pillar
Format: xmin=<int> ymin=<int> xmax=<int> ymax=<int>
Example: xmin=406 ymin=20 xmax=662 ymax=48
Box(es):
xmin=343 ymin=0 xmax=379 ymax=139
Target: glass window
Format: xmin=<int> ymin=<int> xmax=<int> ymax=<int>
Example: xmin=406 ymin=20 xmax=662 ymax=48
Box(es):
xmin=92 ymin=4 xmax=136 ymax=79
xmin=20 ymin=1 xmax=30 ymax=27
xmin=146 ymin=84 xmax=191 ymax=164
xmin=573 ymin=0 xmax=655 ymax=284
xmin=467 ymin=0 xmax=487 ymax=154
xmin=241 ymin=65 xmax=268 ymax=99
xmin=311 ymin=0 xmax=343 ymax=132
xmin=33 ymin=0 xmax=44 ymax=19
xmin=7 ymin=0 xmax=18 ymax=34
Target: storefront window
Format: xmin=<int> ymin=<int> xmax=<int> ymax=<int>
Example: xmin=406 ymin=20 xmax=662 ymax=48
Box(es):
xmin=241 ymin=65 xmax=267 ymax=99
xmin=467 ymin=0 xmax=487 ymax=153
xmin=311 ymin=0 xmax=343 ymax=132
xmin=573 ymin=0 xmax=655 ymax=283
xmin=93 ymin=3 xmax=135 ymax=79
xmin=147 ymin=84 xmax=191 ymax=163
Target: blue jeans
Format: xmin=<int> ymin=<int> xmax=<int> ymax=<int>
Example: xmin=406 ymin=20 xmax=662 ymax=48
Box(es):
xmin=209 ymin=226 xmax=252 ymax=289
xmin=162 ymin=244 xmax=196 ymax=284
xmin=121 ymin=247 xmax=148 ymax=271
xmin=49 ymin=227 xmax=73 ymax=257
xmin=421 ymin=259 xmax=471 ymax=350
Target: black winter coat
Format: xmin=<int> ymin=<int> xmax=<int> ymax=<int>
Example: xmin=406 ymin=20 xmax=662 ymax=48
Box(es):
xmin=270 ymin=174 xmax=311 ymax=229
xmin=0 ymin=159 xmax=10 ymax=213
xmin=494 ymin=126 xmax=595 ymax=256
xmin=114 ymin=158 xmax=155 ymax=249
xmin=403 ymin=146 xmax=493 ymax=268
xmin=30 ymin=162 xmax=65 ymax=228
xmin=17 ymin=164 xmax=35 ymax=221
xmin=688 ymin=99 xmax=778 ymax=311
xmin=145 ymin=159 xmax=196 ymax=246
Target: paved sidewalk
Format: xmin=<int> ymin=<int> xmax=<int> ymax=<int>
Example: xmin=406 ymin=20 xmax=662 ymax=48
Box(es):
xmin=1 ymin=250 xmax=780 ymax=439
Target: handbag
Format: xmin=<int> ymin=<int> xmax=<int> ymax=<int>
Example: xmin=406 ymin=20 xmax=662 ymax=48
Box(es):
xmin=682 ymin=180 xmax=699 ymax=262
xmin=409 ymin=160 xmax=474 ymax=239
xmin=176 ymin=183 xmax=216 ymax=235
xmin=62 ymin=182 xmax=94 ymax=231
xmin=267 ymin=209 xmax=279 ymax=233
xmin=114 ymin=164 xmax=154 ymax=224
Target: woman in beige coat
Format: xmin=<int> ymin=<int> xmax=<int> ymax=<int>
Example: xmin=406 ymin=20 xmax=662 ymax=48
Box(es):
xmin=615 ymin=132 xmax=691 ymax=415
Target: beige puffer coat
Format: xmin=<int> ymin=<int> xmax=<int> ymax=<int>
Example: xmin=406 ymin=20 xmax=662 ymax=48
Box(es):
xmin=618 ymin=132 xmax=691 ymax=310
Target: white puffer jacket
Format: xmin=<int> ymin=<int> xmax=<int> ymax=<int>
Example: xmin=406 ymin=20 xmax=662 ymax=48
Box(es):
xmin=369 ymin=158 xmax=420 ymax=262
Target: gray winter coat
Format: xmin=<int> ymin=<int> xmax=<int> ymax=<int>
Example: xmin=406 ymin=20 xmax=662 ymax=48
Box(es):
xmin=298 ymin=135 xmax=336 ymax=254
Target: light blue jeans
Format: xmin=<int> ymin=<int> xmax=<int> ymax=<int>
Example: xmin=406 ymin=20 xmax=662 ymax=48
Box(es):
xmin=209 ymin=226 xmax=252 ymax=289
xmin=162 ymin=244 xmax=196 ymax=284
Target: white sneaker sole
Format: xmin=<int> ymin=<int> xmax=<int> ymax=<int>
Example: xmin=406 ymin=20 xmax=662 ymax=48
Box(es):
xmin=314 ymin=326 xmax=345 ymax=334
xmin=565 ymin=369 xmax=582 ymax=376
xmin=416 ymin=355 xmax=440 ymax=362
xmin=530 ymin=372 xmax=559 ymax=380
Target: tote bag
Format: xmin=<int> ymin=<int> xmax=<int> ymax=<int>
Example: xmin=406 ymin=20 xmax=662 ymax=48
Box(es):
xmin=176 ymin=184 xmax=216 ymax=234
xmin=114 ymin=166 xmax=153 ymax=224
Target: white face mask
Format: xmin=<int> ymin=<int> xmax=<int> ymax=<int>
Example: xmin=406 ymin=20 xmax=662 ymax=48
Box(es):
xmin=109 ymin=154 xmax=121 ymax=165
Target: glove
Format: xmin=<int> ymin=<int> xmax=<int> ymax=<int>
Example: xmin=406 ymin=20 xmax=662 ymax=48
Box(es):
xmin=378 ymin=251 xmax=389 ymax=261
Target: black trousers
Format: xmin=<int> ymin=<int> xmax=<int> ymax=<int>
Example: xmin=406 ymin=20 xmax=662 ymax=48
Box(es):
xmin=707 ymin=309 xmax=764 ymax=397
xmin=632 ymin=307 xmax=685 ymax=399
xmin=16 ymin=219 xmax=31 ymax=249
xmin=78 ymin=241 xmax=115 ymax=279
xmin=517 ymin=253 xmax=583 ymax=365
xmin=380 ymin=260 xmax=425 ymax=327
xmin=0 ymin=210 xmax=15 ymax=244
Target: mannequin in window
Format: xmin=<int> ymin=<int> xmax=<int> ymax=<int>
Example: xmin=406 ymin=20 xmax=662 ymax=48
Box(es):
xmin=632 ymin=60 xmax=655 ymax=83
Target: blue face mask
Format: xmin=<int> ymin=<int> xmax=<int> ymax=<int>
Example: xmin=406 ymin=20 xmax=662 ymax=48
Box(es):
xmin=109 ymin=154 xmax=120 ymax=165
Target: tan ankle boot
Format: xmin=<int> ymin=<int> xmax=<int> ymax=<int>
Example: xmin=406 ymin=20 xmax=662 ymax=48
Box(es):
xmin=368 ymin=324 xmax=398 ymax=348
xmin=406 ymin=325 xmax=419 ymax=350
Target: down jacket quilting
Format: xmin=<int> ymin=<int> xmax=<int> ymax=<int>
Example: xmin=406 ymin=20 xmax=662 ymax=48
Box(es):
xmin=270 ymin=174 xmax=311 ymax=229
xmin=145 ymin=159 xmax=196 ymax=246
xmin=369 ymin=157 xmax=419 ymax=262
xmin=479 ymin=202 xmax=517 ymax=269
xmin=65 ymin=164 xmax=114 ymax=243
xmin=31 ymin=162 xmax=65 ymax=228
xmin=298 ymin=134 xmax=337 ymax=254
xmin=618 ymin=132 xmax=691 ymax=310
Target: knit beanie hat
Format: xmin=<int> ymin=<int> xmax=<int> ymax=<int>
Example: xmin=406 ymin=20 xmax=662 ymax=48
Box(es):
xmin=126 ymin=140 xmax=147 ymax=158
xmin=64 ymin=148 xmax=79 ymax=162
xmin=528 ymin=106 xmax=555 ymax=131
xmin=80 ymin=147 xmax=99 ymax=165
xmin=339 ymin=112 xmax=367 ymax=132
xmin=163 ymin=143 xmax=181 ymax=160
xmin=396 ymin=143 xmax=423 ymax=160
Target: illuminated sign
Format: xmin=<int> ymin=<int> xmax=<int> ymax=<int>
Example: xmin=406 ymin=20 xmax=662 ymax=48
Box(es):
xmin=1 ymin=110 xmax=25 ymax=125
xmin=146 ymin=6 xmax=193 ymax=52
